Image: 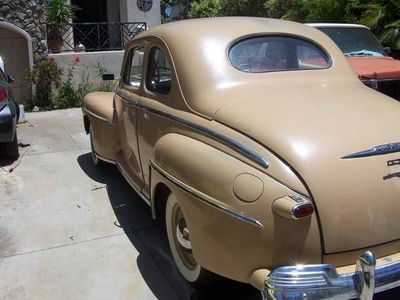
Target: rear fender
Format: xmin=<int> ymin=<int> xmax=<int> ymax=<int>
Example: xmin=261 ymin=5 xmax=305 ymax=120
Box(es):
xmin=150 ymin=133 xmax=321 ymax=282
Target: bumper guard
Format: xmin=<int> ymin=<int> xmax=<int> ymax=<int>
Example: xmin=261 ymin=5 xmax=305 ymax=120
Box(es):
xmin=261 ymin=251 xmax=400 ymax=300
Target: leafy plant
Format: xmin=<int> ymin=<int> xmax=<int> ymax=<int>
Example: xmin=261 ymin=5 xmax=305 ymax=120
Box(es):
xmin=280 ymin=0 xmax=365 ymax=23
xmin=57 ymin=81 xmax=80 ymax=108
xmin=45 ymin=0 xmax=79 ymax=24
xmin=185 ymin=0 xmax=268 ymax=18
xmin=187 ymin=0 xmax=222 ymax=18
xmin=45 ymin=0 xmax=79 ymax=52
xmin=27 ymin=58 xmax=62 ymax=109
xmin=56 ymin=56 xmax=81 ymax=108
xmin=360 ymin=0 xmax=400 ymax=49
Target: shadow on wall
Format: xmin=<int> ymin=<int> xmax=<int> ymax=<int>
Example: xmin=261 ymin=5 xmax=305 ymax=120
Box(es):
xmin=76 ymin=152 xmax=261 ymax=300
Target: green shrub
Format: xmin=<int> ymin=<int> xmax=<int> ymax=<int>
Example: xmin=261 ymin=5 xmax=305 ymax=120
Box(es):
xmin=56 ymin=56 xmax=81 ymax=108
xmin=57 ymin=81 xmax=80 ymax=108
xmin=27 ymin=58 xmax=62 ymax=109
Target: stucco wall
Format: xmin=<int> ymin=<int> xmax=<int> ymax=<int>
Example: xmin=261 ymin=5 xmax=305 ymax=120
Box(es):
xmin=121 ymin=0 xmax=161 ymax=28
xmin=0 ymin=0 xmax=47 ymax=60
xmin=0 ymin=27 xmax=31 ymax=103
xmin=49 ymin=51 xmax=124 ymax=87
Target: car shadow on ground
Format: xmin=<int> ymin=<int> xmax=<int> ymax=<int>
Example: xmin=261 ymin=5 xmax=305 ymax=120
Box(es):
xmin=77 ymin=152 xmax=400 ymax=300
xmin=77 ymin=152 xmax=261 ymax=300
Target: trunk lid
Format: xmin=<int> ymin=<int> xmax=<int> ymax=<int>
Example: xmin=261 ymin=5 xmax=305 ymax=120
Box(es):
xmin=347 ymin=56 xmax=400 ymax=79
xmin=214 ymin=82 xmax=400 ymax=253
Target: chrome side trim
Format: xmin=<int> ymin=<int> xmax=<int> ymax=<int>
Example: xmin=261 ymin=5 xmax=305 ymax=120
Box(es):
xmin=342 ymin=142 xmax=400 ymax=159
xmin=82 ymin=107 xmax=113 ymax=124
xmin=150 ymin=160 xmax=263 ymax=229
xmin=263 ymin=250 xmax=400 ymax=300
xmin=136 ymin=103 xmax=269 ymax=168
xmin=96 ymin=154 xmax=116 ymax=164
xmin=116 ymin=93 xmax=137 ymax=106
xmin=361 ymin=77 xmax=400 ymax=82
xmin=116 ymin=160 xmax=151 ymax=206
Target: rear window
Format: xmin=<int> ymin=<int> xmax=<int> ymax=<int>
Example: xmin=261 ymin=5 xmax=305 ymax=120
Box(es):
xmin=229 ymin=36 xmax=331 ymax=73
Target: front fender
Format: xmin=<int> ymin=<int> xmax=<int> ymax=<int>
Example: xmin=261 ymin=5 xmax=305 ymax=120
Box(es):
xmin=150 ymin=133 xmax=322 ymax=283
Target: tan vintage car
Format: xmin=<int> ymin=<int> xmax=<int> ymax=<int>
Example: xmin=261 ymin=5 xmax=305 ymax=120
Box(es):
xmin=82 ymin=17 xmax=400 ymax=299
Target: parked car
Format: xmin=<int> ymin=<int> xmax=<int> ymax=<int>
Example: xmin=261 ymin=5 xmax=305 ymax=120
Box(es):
xmin=309 ymin=23 xmax=400 ymax=100
xmin=0 ymin=64 xmax=18 ymax=159
xmin=82 ymin=17 xmax=400 ymax=299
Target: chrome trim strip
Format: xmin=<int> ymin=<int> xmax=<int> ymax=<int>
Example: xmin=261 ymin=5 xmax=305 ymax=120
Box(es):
xmin=361 ymin=77 xmax=400 ymax=82
xmin=82 ymin=107 xmax=112 ymax=124
xmin=115 ymin=93 xmax=137 ymax=106
xmin=96 ymin=154 xmax=116 ymax=164
xmin=116 ymin=161 xmax=151 ymax=206
xmin=150 ymin=160 xmax=263 ymax=229
xmin=136 ymin=103 xmax=268 ymax=168
xmin=342 ymin=142 xmax=400 ymax=159
xmin=263 ymin=250 xmax=400 ymax=300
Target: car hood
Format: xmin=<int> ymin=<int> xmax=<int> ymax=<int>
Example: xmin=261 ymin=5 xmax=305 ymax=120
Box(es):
xmin=214 ymin=82 xmax=400 ymax=254
xmin=347 ymin=56 xmax=400 ymax=79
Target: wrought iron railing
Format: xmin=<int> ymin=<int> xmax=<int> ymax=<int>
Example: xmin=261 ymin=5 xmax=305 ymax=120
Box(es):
xmin=47 ymin=22 xmax=146 ymax=53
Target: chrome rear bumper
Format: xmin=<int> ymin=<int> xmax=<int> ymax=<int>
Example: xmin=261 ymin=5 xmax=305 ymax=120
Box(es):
xmin=261 ymin=251 xmax=400 ymax=300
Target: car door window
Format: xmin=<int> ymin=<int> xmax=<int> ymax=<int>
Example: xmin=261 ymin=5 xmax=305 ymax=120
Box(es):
xmin=124 ymin=47 xmax=144 ymax=88
xmin=146 ymin=47 xmax=172 ymax=94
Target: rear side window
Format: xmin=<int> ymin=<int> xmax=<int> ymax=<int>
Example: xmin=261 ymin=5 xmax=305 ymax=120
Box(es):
xmin=146 ymin=47 xmax=172 ymax=94
xmin=124 ymin=47 xmax=144 ymax=88
xmin=229 ymin=36 xmax=331 ymax=73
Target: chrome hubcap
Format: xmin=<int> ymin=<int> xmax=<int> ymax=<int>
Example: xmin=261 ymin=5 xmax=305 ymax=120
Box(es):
xmin=172 ymin=204 xmax=197 ymax=269
xmin=176 ymin=218 xmax=192 ymax=250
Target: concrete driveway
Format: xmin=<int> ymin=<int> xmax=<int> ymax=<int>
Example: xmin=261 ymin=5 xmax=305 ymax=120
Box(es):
xmin=0 ymin=108 xmax=399 ymax=300
xmin=0 ymin=108 xmax=260 ymax=300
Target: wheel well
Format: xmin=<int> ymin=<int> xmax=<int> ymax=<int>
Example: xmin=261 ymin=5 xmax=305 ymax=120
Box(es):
xmin=83 ymin=115 xmax=90 ymax=134
xmin=153 ymin=183 xmax=171 ymax=222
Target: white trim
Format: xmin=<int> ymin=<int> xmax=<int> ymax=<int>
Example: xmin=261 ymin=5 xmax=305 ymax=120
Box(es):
xmin=0 ymin=21 xmax=34 ymax=69
xmin=307 ymin=23 xmax=370 ymax=30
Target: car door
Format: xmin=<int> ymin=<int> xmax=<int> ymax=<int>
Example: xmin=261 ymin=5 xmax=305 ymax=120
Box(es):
xmin=114 ymin=45 xmax=145 ymax=189
xmin=137 ymin=40 xmax=189 ymax=198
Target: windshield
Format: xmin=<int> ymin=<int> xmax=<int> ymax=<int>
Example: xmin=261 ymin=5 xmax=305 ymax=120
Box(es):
xmin=318 ymin=27 xmax=387 ymax=57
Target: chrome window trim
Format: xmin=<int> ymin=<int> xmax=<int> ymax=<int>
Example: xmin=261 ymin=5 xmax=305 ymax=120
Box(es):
xmin=151 ymin=160 xmax=264 ymax=229
xmin=135 ymin=102 xmax=269 ymax=168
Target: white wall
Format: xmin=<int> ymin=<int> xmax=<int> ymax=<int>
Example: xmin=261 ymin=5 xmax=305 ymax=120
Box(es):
xmin=0 ymin=25 xmax=32 ymax=104
xmin=49 ymin=51 xmax=125 ymax=87
xmin=120 ymin=0 xmax=161 ymax=28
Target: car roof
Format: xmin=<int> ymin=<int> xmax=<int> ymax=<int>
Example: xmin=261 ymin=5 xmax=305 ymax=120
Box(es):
xmin=132 ymin=17 xmax=359 ymax=118
xmin=307 ymin=23 xmax=370 ymax=30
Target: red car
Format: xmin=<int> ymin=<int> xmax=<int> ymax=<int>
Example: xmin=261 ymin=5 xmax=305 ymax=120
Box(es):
xmin=309 ymin=23 xmax=400 ymax=100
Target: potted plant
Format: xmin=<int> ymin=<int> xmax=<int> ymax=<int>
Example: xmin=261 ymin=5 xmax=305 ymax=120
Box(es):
xmin=45 ymin=0 xmax=79 ymax=53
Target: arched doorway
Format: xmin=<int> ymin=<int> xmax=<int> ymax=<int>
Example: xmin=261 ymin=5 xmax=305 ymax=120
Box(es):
xmin=0 ymin=22 xmax=33 ymax=104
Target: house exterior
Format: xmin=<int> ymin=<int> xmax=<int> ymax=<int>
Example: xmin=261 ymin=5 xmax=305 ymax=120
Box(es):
xmin=0 ymin=0 xmax=160 ymax=103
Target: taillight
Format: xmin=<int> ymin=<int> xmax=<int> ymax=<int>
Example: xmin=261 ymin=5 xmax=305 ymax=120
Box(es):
xmin=292 ymin=203 xmax=314 ymax=219
xmin=0 ymin=87 xmax=7 ymax=103
xmin=272 ymin=195 xmax=314 ymax=220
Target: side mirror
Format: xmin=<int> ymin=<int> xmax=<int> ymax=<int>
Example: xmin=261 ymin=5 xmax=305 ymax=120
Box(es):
xmin=7 ymin=75 xmax=15 ymax=84
xmin=102 ymin=73 xmax=115 ymax=81
xmin=384 ymin=47 xmax=392 ymax=56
